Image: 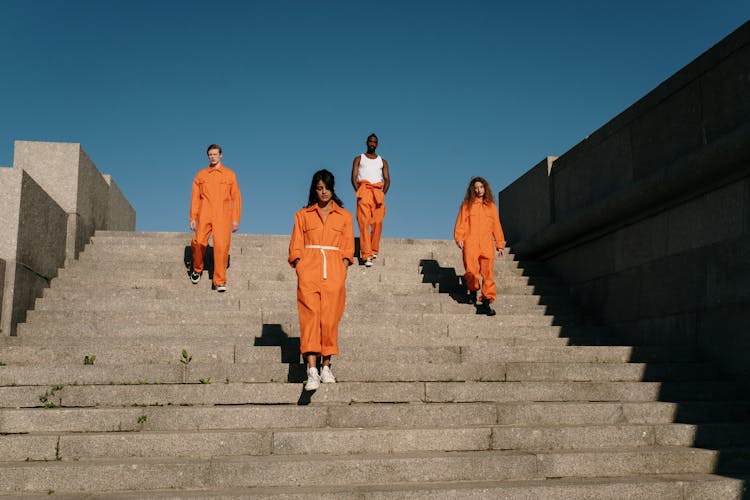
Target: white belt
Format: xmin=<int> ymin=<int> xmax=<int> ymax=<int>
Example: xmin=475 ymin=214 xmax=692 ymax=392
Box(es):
xmin=304 ymin=245 xmax=340 ymax=280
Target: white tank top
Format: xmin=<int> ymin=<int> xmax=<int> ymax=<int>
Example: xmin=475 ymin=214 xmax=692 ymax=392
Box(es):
xmin=357 ymin=154 xmax=384 ymax=183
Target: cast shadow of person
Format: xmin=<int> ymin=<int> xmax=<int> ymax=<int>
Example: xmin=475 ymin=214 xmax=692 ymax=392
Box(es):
xmin=254 ymin=323 xmax=315 ymax=405
xmin=418 ymin=258 xmax=480 ymax=305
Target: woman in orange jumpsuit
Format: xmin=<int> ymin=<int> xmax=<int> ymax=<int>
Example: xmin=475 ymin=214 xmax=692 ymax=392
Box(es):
xmin=289 ymin=169 xmax=354 ymax=390
xmin=454 ymin=177 xmax=505 ymax=316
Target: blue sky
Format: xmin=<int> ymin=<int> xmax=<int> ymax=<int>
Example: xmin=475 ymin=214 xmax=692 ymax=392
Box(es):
xmin=2 ymin=1 xmax=748 ymax=239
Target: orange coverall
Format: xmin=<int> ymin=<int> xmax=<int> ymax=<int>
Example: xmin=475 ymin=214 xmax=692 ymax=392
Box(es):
xmin=190 ymin=163 xmax=242 ymax=286
xmin=288 ymin=202 xmax=354 ymax=356
xmin=454 ymin=199 xmax=505 ymax=303
xmin=355 ymin=180 xmax=386 ymax=260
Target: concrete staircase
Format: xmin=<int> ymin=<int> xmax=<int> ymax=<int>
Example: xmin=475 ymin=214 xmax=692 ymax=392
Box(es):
xmin=0 ymin=231 xmax=748 ymax=498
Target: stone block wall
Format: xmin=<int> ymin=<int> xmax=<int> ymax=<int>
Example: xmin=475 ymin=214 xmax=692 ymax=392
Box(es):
xmin=0 ymin=168 xmax=68 ymax=335
xmin=497 ymin=157 xmax=555 ymax=244
xmin=498 ymin=21 xmax=750 ymax=386
xmin=102 ymin=174 xmax=136 ymax=231
xmin=0 ymin=141 xmax=135 ymax=336
xmin=12 ymin=141 xmax=135 ymax=259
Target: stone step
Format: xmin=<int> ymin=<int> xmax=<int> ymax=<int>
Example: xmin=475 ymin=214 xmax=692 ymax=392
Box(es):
xmin=73 ymin=242 xmax=472 ymax=259
xmin=31 ymin=298 xmax=574 ymax=318
xmin=38 ymin=283 xmax=572 ymax=305
xmin=44 ymin=280 xmax=559 ymax=299
xmin=76 ymin=249 xmax=549 ymax=277
xmin=27 ymin=290 xmax=573 ymax=314
xmin=16 ymin=320 xmax=610 ymax=342
xmin=86 ymin=233 xmax=506 ymax=257
xmin=10 ymin=475 xmax=742 ymax=500
xmin=14 ymin=320 xmax=610 ymax=345
xmin=0 ymin=381 xmax=738 ymax=408
xmin=8 ymin=330 xmax=603 ymax=349
xmin=52 ymin=267 xmax=559 ymax=291
xmin=6 ymin=422 xmax=750 ymax=463
xmin=0 ymin=447 xmax=730 ymax=494
xmin=21 ymin=309 xmax=578 ymax=331
xmin=0 ymin=341 xmax=697 ymax=366
xmin=88 ymin=233 xmax=456 ymax=251
xmin=0 ymin=361 xmax=718 ymax=386
xmin=3 ymin=401 xmax=748 ymax=434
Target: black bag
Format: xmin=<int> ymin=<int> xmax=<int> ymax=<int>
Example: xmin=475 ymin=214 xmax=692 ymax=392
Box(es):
xmin=184 ymin=245 xmax=230 ymax=279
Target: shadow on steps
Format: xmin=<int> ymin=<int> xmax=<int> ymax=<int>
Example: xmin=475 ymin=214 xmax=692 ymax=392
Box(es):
xmin=254 ymin=323 xmax=305 ymax=382
xmin=509 ymin=255 xmax=750 ymax=490
xmin=254 ymin=324 xmax=321 ymax=406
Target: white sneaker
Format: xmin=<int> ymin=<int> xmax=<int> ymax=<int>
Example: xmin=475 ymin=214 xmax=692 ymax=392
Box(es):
xmin=304 ymin=367 xmax=321 ymax=390
xmin=364 ymin=258 xmax=373 ymax=267
xmin=320 ymin=365 xmax=336 ymax=384
xmin=216 ymin=284 xmax=227 ymax=292
xmin=372 ymin=254 xmax=378 ymax=260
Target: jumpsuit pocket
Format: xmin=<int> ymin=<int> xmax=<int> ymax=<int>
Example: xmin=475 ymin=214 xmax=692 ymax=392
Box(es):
xmin=328 ymin=225 xmax=344 ymax=247
xmin=220 ymin=180 xmax=232 ymax=198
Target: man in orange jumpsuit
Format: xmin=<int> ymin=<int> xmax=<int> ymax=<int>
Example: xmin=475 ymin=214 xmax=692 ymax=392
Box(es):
xmin=189 ymin=144 xmax=242 ymax=292
xmin=351 ymin=134 xmax=390 ymax=267
xmin=454 ymin=177 xmax=505 ymax=316
xmin=289 ymin=169 xmax=354 ymax=390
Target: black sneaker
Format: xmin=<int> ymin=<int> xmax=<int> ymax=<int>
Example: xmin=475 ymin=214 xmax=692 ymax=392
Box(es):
xmin=481 ymin=299 xmax=496 ymax=316
xmin=189 ymin=271 xmax=201 ymax=284
xmin=469 ymin=290 xmax=478 ymax=304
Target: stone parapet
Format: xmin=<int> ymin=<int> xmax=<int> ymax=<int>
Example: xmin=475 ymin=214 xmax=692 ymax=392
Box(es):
xmin=1 ymin=142 xmax=134 ymax=336
xmin=102 ymin=175 xmax=136 ymax=230
xmin=0 ymin=168 xmax=67 ymax=335
xmin=498 ymin=20 xmax=750 ymax=386
xmin=12 ymin=140 xmax=135 ymax=260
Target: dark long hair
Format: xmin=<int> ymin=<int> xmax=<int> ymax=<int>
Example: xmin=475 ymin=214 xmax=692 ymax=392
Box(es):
xmin=463 ymin=176 xmax=494 ymax=205
xmin=307 ymin=169 xmax=344 ymax=207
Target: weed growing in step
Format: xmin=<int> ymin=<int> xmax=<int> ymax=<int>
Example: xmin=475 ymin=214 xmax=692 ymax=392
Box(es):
xmin=47 ymin=490 xmax=54 ymax=495
xmin=180 ymin=349 xmax=192 ymax=365
xmin=0 ymin=361 xmax=6 ymax=366
xmin=83 ymin=355 xmax=96 ymax=365
xmin=199 ymin=378 xmax=211 ymax=384
xmin=39 ymin=385 xmax=63 ymax=408
xmin=55 ymin=439 xmax=61 ymax=461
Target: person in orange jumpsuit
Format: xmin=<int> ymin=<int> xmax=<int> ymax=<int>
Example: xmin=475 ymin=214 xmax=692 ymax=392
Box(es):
xmin=351 ymin=133 xmax=390 ymax=267
xmin=289 ymin=169 xmax=354 ymax=390
xmin=189 ymin=144 xmax=242 ymax=292
xmin=454 ymin=176 xmax=505 ymax=316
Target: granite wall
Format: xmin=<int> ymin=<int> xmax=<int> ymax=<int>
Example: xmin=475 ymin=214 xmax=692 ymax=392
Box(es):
xmin=498 ymin=21 xmax=750 ymax=385
xmin=0 ymin=141 xmax=135 ymax=336
xmin=0 ymin=169 xmax=68 ymax=335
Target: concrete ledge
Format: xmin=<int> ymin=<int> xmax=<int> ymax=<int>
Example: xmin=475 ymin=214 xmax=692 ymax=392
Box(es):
xmin=102 ymin=174 xmax=135 ymax=230
xmin=498 ymin=157 xmax=555 ymax=244
xmin=512 ymin=122 xmax=750 ymax=258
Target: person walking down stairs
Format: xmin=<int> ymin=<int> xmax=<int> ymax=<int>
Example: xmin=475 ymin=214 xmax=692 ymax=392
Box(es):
xmin=454 ymin=176 xmax=505 ymax=316
xmin=289 ymin=169 xmax=354 ymax=390
xmin=351 ymin=133 xmax=390 ymax=267
xmin=188 ymin=143 xmax=242 ymax=292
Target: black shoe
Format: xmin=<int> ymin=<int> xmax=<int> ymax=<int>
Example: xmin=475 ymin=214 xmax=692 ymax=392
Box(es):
xmin=189 ymin=271 xmax=201 ymax=284
xmin=479 ymin=299 xmax=496 ymax=316
xmin=468 ymin=290 xmax=478 ymax=304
